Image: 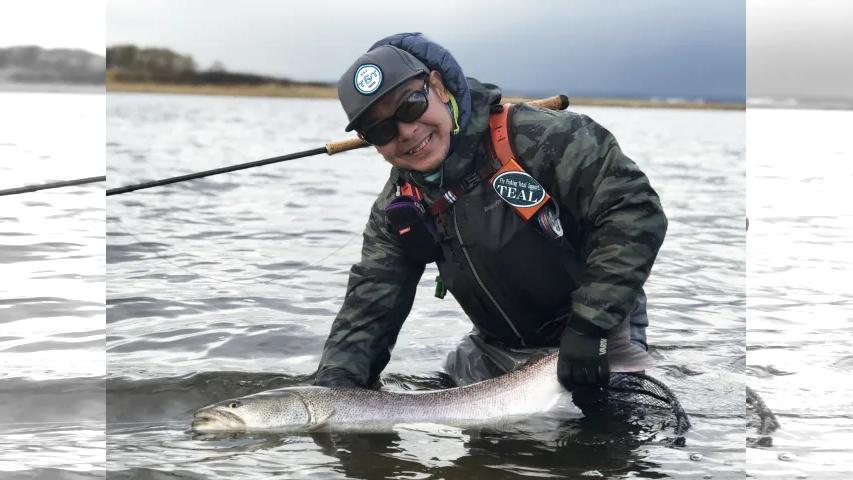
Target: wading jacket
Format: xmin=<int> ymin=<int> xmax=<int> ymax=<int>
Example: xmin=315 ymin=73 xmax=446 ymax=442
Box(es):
xmin=315 ymin=79 xmax=667 ymax=388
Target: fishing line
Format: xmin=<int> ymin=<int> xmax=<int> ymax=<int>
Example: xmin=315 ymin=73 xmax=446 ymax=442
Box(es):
xmin=0 ymin=176 xmax=106 ymax=197
xmin=107 ymin=216 xmax=359 ymax=287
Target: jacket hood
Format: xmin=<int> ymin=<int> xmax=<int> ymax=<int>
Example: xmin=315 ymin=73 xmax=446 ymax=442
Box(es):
xmin=368 ymin=33 xmax=502 ymax=188
xmin=437 ymin=78 xmax=502 ymax=187
xmin=369 ymin=33 xmax=472 ymax=131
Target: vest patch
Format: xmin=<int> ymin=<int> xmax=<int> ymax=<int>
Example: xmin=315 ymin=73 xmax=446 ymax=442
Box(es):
xmin=491 ymin=171 xmax=547 ymax=208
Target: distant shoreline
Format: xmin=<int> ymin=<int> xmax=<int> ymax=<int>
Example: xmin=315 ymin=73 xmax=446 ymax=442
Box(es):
xmin=106 ymin=80 xmax=745 ymax=110
xmin=747 ymin=99 xmax=853 ymax=112
xmin=106 ymin=81 xmax=337 ymax=99
xmin=0 ymin=83 xmax=105 ymax=94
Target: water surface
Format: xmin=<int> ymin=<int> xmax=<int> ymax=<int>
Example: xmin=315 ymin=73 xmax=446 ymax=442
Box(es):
xmin=746 ymin=108 xmax=853 ymax=479
xmin=0 ymin=91 xmax=106 ymax=477
xmin=107 ymin=93 xmax=745 ymax=478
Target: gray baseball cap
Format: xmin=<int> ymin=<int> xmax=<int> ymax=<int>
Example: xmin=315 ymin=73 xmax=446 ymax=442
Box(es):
xmin=338 ymin=45 xmax=429 ymax=132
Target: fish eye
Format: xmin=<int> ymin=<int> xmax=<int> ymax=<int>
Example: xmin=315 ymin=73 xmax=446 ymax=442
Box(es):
xmin=228 ymin=401 xmax=241 ymax=409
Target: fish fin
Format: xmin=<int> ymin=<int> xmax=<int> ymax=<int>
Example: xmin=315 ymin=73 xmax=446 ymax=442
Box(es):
xmin=306 ymin=408 xmax=335 ymax=433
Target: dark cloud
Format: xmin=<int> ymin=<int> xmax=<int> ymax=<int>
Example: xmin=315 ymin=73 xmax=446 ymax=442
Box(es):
xmin=108 ymin=0 xmax=745 ymax=101
xmin=748 ymin=0 xmax=853 ymax=100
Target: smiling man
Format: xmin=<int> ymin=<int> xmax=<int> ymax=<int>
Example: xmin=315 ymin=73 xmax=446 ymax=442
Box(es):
xmin=342 ymin=46 xmax=454 ymax=175
xmin=315 ymin=34 xmax=667 ymax=399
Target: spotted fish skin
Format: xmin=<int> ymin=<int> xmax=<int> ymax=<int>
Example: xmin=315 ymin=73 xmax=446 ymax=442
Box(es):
xmin=192 ymin=353 xmax=570 ymax=433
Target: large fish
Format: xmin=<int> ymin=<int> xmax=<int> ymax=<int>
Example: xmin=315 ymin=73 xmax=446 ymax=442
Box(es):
xmin=191 ymin=338 xmax=655 ymax=433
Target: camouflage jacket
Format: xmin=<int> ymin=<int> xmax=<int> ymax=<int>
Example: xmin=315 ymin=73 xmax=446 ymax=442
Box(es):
xmin=315 ymin=79 xmax=667 ymax=387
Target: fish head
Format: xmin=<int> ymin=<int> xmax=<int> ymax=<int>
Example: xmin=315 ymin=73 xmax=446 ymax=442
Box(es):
xmin=191 ymin=389 xmax=313 ymax=432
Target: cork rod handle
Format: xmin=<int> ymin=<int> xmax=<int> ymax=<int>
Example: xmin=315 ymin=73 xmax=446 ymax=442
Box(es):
xmin=325 ymin=136 xmax=369 ymax=155
xmin=527 ymin=94 xmax=570 ymax=111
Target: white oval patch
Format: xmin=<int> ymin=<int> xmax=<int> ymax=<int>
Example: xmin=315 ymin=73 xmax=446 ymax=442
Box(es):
xmin=491 ymin=171 xmax=546 ymax=208
xmin=354 ymin=64 xmax=383 ymax=95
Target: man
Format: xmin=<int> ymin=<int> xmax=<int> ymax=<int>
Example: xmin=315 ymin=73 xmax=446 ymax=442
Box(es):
xmin=314 ymin=33 xmax=666 ymax=394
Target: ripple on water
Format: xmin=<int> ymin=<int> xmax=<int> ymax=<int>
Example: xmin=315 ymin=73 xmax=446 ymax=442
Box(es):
xmin=830 ymin=356 xmax=853 ymax=372
xmin=107 ymin=371 xmax=311 ymax=425
xmin=107 ymin=295 xmax=337 ymax=322
xmin=127 ymin=273 xmax=201 ymax=283
xmin=106 ymin=98 xmax=749 ymax=477
xmin=108 ymin=332 xmax=226 ymax=353
xmin=205 ymin=327 xmax=326 ymax=359
xmin=0 ymin=377 xmax=105 ymax=425
xmin=251 ymin=260 xmax=308 ymax=270
xmin=0 ymin=242 xmax=86 ymax=263
xmin=0 ymin=297 xmax=104 ymax=322
xmin=106 ymin=242 xmax=170 ymax=264
xmin=107 ymin=297 xmax=201 ymax=322
xmin=3 ymin=339 xmax=105 ymax=353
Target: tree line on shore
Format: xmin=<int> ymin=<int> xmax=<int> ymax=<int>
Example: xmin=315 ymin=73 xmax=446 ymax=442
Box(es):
xmin=0 ymin=46 xmax=105 ymax=84
xmin=107 ymin=45 xmax=330 ymax=87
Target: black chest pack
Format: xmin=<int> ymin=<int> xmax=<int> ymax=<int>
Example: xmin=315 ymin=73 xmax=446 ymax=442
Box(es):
xmin=384 ymin=104 xmax=564 ymax=264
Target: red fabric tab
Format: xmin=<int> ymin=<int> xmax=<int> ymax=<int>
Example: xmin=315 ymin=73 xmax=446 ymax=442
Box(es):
xmin=400 ymin=182 xmax=423 ymax=201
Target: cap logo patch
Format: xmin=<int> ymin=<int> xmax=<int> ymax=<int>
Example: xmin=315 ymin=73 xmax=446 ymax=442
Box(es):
xmin=354 ymin=64 xmax=383 ymax=95
xmin=491 ymin=171 xmax=547 ymax=208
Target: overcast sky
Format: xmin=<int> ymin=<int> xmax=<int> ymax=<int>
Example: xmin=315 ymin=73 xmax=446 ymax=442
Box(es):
xmin=106 ymin=0 xmax=746 ymax=101
xmin=6 ymin=1 xmax=847 ymax=101
xmin=748 ymin=0 xmax=853 ymax=100
xmin=0 ymin=0 xmax=104 ymax=54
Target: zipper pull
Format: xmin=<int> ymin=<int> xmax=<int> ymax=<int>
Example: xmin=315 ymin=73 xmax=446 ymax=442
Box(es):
xmin=434 ymin=275 xmax=447 ymax=299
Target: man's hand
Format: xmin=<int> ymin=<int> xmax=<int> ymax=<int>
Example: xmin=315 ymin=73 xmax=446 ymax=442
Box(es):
xmin=557 ymin=325 xmax=610 ymax=391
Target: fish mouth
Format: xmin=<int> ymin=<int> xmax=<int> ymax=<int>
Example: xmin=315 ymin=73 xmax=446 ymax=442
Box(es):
xmin=191 ymin=408 xmax=246 ymax=431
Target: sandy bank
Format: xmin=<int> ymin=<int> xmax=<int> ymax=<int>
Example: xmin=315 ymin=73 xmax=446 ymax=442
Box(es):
xmin=106 ymin=80 xmax=744 ymax=110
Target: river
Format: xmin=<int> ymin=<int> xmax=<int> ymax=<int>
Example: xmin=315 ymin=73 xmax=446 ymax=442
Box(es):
xmin=746 ymin=108 xmax=853 ymax=479
xmin=1 ymin=91 xmax=106 ymax=478
xmin=105 ymin=92 xmax=749 ymax=478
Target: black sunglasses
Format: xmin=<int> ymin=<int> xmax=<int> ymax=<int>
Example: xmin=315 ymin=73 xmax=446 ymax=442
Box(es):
xmin=359 ymin=79 xmax=430 ymax=146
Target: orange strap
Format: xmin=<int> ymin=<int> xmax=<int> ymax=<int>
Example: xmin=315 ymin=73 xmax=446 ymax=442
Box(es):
xmin=400 ymin=104 xmax=550 ymax=222
xmin=488 ymin=104 xmax=515 ymax=165
xmin=487 ymin=105 xmax=551 ymax=221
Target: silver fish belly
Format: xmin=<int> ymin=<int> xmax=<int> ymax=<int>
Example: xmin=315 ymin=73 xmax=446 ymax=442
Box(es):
xmin=192 ymin=353 xmax=574 ymax=433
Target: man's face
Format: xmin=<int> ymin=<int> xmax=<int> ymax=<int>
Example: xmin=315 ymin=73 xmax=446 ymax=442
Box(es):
xmin=359 ymin=72 xmax=453 ymax=172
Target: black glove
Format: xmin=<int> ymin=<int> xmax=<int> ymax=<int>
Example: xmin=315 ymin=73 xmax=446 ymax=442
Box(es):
xmin=557 ymin=324 xmax=610 ymax=391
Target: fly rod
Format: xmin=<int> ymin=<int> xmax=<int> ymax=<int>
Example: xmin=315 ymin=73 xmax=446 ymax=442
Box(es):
xmin=0 ymin=176 xmax=106 ymax=197
xmin=107 ymin=94 xmax=570 ymax=196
